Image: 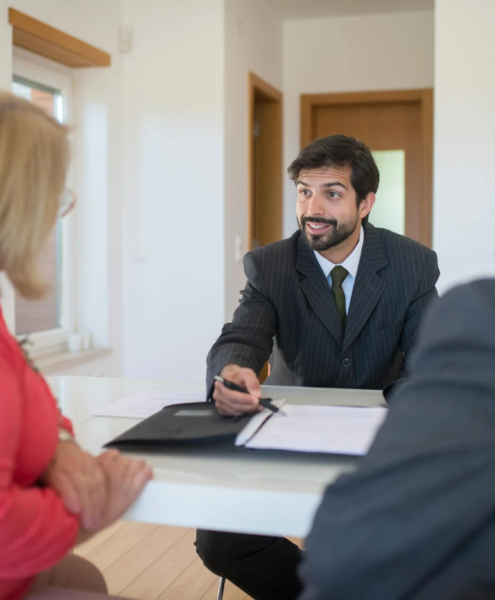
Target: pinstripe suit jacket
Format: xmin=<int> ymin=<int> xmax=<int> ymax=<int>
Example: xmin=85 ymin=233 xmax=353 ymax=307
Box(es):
xmin=207 ymin=223 xmax=439 ymax=393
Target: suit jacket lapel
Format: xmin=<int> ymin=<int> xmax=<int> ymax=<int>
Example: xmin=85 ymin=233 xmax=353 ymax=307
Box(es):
xmin=343 ymin=225 xmax=388 ymax=353
xmin=296 ymin=233 xmax=343 ymax=346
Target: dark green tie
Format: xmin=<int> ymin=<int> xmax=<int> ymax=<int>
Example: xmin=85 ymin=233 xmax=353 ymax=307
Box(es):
xmin=330 ymin=266 xmax=349 ymax=331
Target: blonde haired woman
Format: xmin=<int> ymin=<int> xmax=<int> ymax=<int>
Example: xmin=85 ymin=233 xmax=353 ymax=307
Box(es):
xmin=0 ymin=91 xmax=152 ymax=599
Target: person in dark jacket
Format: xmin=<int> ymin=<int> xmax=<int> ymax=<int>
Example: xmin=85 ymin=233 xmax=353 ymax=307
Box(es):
xmin=299 ymin=279 xmax=495 ymax=600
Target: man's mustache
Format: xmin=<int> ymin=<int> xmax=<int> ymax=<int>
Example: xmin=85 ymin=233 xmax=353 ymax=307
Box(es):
xmin=301 ymin=216 xmax=338 ymax=227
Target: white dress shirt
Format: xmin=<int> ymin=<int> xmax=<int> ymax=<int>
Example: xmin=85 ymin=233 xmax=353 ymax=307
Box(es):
xmin=313 ymin=226 xmax=364 ymax=314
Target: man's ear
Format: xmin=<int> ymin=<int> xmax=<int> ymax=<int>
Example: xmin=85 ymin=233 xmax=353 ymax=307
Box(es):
xmin=359 ymin=192 xmax=376 ymax=220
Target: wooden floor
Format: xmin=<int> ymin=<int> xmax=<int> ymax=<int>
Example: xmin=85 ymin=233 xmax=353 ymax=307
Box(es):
xmin=74 ymin=521 xmax=251 ymax=599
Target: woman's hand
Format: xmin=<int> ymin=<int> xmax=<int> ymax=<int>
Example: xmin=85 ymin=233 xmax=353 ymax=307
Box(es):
xmin=95 ymin=450 xmax=153 ymax=529
xmin=42 ymin=442 xmax=152 ymax=536
xmin=40 ymin=441 xmax=106 ymax=531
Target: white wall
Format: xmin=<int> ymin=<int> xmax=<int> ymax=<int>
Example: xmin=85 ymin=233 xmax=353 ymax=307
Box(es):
xmin=224 ymin=0 xmax=283 ymax=319
xmin=120 ymin=0 xmax=225 ymax=382
xmin=0 ymin=0 xmax=123 ymax=377
xmin=1 ymin=0 xmax=228 ymax=383
xmin=0 ymin=0 xmax=259 ymax=383
xmin=434 ymin=0 xmax=495 ymax=293
xmin=73 ymin=53 xmax=127 ymax=375
xmin=0 ymin=2 xmax=455 ymax=383
xmin=282 ymin=10 xmax=434 ymax=236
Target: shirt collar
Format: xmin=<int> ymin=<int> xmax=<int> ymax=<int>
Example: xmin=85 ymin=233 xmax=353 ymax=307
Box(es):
xmin=313 ymin=225 xmax=364 ymax=280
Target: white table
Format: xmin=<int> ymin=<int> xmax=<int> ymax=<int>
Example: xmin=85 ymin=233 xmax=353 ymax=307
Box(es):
xmin=47 ymin=377 xmax=384 ymax=539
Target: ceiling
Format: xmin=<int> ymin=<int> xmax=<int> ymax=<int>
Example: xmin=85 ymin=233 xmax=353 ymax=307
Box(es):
xmin=264 ymin=0 xmax=434 ymax=20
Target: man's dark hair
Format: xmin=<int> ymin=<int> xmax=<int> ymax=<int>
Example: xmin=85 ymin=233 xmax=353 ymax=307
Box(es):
xmin=287 ymin=134 xmax=380 ymax=226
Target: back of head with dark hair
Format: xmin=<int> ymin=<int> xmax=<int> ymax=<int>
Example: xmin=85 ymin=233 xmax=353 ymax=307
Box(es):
xmin=287 ymin=135 xmax=380 ymax=225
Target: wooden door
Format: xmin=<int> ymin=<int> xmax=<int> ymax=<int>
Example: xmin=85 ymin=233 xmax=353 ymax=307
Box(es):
xmin=249 ymin=73 xmax=283 ymax=250
xmin=301 ymin=90 xmax=433 ymax=247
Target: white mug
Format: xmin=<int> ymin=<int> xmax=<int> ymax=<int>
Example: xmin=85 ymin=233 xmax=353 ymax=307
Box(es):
xmin=68 ymin=332 xmax=83 ymax=354
xmin=82 ymin=333 xmax=93 ymax=351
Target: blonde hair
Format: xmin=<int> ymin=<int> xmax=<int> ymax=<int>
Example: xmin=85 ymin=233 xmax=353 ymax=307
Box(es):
xmin=0 ymin=90 xmax=69 ymax=299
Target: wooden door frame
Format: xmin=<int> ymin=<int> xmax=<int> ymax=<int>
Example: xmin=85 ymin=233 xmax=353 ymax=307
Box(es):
xmin=248 ymin=72 xmax=283 ymax=251
xmin=301 ymin=89 xmax=433 ymax=247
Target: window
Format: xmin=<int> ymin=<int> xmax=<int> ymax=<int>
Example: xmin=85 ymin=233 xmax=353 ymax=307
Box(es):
xmin=10 ymin=50 xmax=76 ymax=355
xmin=12 ymin=77 xmax=63 ymax=336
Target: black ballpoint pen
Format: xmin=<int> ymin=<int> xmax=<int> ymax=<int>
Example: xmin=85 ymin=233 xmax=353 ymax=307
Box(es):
xmin=214 ymin=375 xmax=286 ymax=415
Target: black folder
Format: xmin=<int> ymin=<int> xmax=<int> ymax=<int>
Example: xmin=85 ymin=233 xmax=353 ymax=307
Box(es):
xmin=105 ymin=402 xmax=253 ymax=450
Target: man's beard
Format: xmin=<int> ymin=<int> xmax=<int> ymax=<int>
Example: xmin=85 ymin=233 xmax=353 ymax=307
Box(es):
xmin=299 ymin=214 xmax=359 ymax=251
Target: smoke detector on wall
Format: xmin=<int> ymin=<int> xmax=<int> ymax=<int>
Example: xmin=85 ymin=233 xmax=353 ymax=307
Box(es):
xmin=118 ymin=25 xmax=133 ymax=53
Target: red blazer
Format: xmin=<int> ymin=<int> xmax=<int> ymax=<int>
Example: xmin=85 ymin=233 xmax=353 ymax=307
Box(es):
xmin=0 ymin=306 xmax=79 ymax=600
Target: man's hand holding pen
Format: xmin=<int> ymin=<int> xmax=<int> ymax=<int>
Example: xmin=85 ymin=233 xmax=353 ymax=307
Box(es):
xmin=213 ymin=364 xmax=263 ymax=416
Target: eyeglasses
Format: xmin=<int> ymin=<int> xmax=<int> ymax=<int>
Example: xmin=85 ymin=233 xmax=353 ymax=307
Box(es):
xmin=58 ymin=188 xmax=77 ymax=218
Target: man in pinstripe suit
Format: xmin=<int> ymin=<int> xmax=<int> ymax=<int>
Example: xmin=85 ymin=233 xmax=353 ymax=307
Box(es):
xmin=196 ymin=135 xmax=440 ymax=600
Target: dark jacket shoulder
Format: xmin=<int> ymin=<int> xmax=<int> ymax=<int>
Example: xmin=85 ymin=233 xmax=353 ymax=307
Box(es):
xmin=372 ymin=225 xmax=437 ymax=266
xmin=244 ymin=231 xmax=300 ymax=269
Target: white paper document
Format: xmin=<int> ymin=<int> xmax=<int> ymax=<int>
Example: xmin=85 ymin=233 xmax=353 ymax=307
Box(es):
xmin=244 ymin=404 xmax=387 ymax=455
xmin=91 ymin=389 xmax=205 ymax=419
xmin=235 ymin=399 xmax=287 ymax=446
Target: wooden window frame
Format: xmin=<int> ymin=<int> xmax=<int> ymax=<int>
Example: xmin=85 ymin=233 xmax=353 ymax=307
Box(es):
xmin=10 ymin=51 xmax=77 ymax=356
xmin=9 ymin=8 xmax=111 ymax=69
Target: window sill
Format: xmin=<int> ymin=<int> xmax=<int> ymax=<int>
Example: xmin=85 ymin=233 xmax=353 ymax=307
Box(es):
xmin=36 ymin=347 xmax=112 ymax=375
